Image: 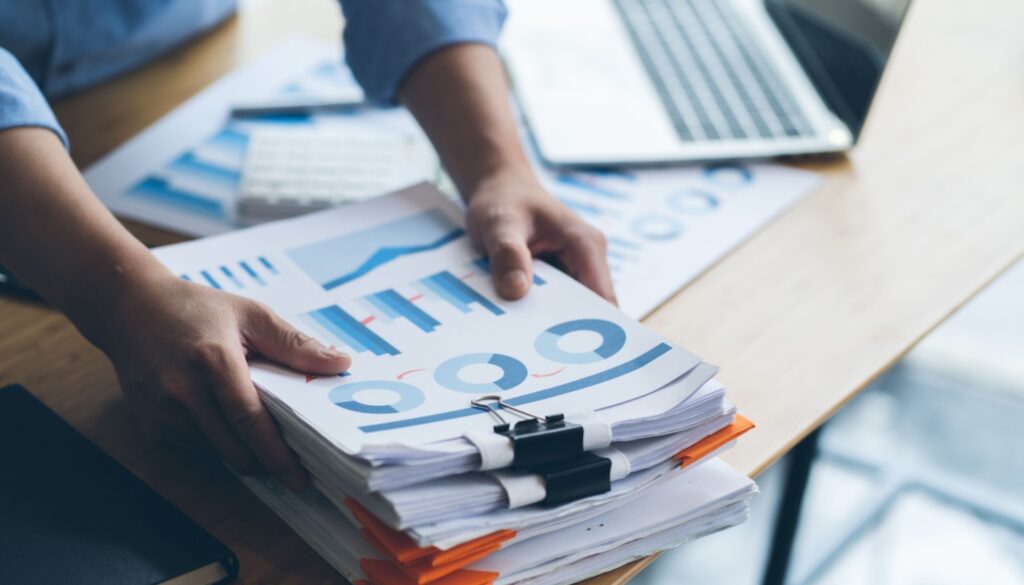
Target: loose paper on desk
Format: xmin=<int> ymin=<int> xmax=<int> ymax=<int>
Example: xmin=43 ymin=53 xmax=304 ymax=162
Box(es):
xmin=85 ymin=37 xmax=819 ymax=320
xmin=153 ymin=184 xmax=698 ymax=453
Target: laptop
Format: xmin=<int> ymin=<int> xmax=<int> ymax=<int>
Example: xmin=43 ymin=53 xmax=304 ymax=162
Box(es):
xmin=501 ymin=0 xmax=912 ymax=166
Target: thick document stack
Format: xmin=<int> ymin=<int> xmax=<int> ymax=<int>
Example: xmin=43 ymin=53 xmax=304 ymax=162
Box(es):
xmin=154 ymin=184 xmax=758 ymax=585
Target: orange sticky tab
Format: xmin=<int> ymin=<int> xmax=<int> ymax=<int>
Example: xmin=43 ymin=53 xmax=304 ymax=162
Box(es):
xmin=348 ymin=499 xmax=438 ymax=564
xmin=675 ymin=414 xmax=755 ymax=468
xmin=361 ymin=559 xmax=497 ymax=585
xmin=347 ymin=498 xmax=516 ymax=569
xmin=427 ymin=530 xmax=515 ymax=567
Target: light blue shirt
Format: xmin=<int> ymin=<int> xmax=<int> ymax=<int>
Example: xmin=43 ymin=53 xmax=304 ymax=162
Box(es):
xmin=0 ymin=0 xmax=507 ymax=149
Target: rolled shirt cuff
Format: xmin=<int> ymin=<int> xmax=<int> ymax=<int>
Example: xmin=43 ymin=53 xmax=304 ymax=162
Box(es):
xmin=0 ymin=48 xmax=68 ymax=148
xmin=340 ymin=0 xmax=507 ymax=104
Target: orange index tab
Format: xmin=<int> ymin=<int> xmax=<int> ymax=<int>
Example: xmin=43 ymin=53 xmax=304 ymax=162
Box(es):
xmin=675 ymin=414 xmax=755 ymax=468
xmin=347 ymin=498 xmax=515 ymax=568
xmin=360 ymin=559 xmax=497 ymax=585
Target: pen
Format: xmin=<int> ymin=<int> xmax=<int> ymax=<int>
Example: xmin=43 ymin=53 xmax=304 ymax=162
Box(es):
xmin=230 ymin=96 xmax=371 ymax=118
xmin=0 ymin=265 xmax=42 ymax=302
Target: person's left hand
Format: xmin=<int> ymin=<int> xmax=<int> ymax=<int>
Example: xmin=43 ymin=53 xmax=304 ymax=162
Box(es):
xmin=464 ymin=167 xmax=616 ymax=303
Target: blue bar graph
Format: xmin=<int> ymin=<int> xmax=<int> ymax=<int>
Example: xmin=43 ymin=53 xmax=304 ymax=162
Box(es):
xmin=307 ymin=305 xmax=399 ymax=356
xmin=240 ymin=261 xmax=265 ymax=285
xmin=472 ymin=257 xmax=545 ymax=285
xmin=556 ymin=173 xmax=631 ymax=201
xmin=420 ymin=271 xmax=504 ymax=316
xmin=200 ymin=270 xmax=221 ymax=289
xmin=220 ymin=266 xmax=244 ymax=288
xmin=259 ymin=256 xmax=278 ymax=274
xmin=365 ymin=289 xmax=441 ymax=333
xmin=129 ymin=177 xmax=224 ymax=218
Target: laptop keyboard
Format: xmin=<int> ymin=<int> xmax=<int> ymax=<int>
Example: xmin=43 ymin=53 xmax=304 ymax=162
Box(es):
xmin=613 ymin=0 xmax=814 ymax=142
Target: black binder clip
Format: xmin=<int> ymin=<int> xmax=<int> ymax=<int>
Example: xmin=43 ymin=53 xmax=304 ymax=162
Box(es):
xmin=471 ymin=395 xmax=611 ymax=506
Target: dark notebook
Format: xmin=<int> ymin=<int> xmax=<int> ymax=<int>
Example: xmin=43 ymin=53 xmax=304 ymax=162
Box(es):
xmin=0 ymin=385 xmax=238 ymax=585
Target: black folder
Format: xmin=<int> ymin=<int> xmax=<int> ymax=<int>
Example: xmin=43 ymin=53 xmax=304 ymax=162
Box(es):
xmin=0 ymin=384 xmax=238 ymax=585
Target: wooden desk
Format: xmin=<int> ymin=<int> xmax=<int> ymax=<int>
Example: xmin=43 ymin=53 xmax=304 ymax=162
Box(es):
xmin=2 ymin=0 xmax=1023 ymax=582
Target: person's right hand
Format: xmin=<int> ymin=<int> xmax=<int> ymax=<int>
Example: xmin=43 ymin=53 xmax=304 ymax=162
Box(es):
xmin=87 ymin=272 xmax=350 ymax=492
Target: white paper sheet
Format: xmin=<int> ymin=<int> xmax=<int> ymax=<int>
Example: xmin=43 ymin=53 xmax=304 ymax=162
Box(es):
xmin=153 ymin=184 xmax=699 ymax=453
xmin=85 ymin=37 xmax=819 ymax=320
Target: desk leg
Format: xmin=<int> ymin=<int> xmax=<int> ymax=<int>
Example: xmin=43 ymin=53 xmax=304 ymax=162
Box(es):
xmin=761 ymin=426 xmax=821 ymax=585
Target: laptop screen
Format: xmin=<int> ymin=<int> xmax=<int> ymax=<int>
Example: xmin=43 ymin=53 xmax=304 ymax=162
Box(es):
xmin=766 ymin=0 xmax=912 ymax=138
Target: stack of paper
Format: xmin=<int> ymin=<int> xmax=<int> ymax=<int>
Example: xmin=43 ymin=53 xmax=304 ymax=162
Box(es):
xmin=153 ymin=183 xmax=757 ymax=584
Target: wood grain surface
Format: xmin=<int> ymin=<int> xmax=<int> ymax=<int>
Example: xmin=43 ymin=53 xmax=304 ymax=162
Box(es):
xmin=2 ymin=0 xmax=1022 ymax=583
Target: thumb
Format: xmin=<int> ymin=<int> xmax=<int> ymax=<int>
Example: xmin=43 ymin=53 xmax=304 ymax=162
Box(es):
xmin=482 ymin=221 xmax=534 ymax=301
xmin=244 ymin=304 xmax=351 ymax=374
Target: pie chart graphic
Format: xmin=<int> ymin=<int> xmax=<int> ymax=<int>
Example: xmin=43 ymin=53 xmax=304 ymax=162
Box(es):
xmin=433 ymin=353 xmax=529 ymax=394
xmin=535 ymin=319 xmax=627 ymax=364
xmin=329 ymin=380 xmax=425 ymax=414
xmin=630 ymin=214 xmax=683 ymax=241
xmin=703 ymin=164 xmax=753 ymax=188
xmin=668 ymin=189 xmax=720 ymax=213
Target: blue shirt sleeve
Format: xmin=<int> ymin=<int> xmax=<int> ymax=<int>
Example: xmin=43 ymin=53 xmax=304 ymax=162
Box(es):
xmin=338 ymin=0 xmax=507 ymax=104
xmin=0 ymin=48 xmax=68 ymax=148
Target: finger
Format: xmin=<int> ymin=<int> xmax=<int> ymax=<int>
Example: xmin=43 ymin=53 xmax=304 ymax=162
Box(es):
xmin=558 ymin=227 xmax=618 ymax=304
xmin=482 ymin=220 xmax=534 ymax=300
xmin=244 ymin=304 xmax=351 ymax=374
xmin=183 ymin=387 xmax=262 ymax=475
xmin=199 ymin=343 xmax=309 ymax=493
xmin=149 ymin=374 xmax=261 ymax=475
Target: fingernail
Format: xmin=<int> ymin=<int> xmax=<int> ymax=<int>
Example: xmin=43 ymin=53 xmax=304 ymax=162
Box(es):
xmin=320 ymin=346 xmax=349 ymax=361
xmin=502 ymin=270 xmax=529 ymax=295
xmin=282 ymin=471 xmax=308 ymax=494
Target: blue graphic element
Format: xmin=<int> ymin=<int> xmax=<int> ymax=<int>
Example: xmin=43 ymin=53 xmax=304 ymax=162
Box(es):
xmin=129 ymin=177 xmax=224 ymax=217
xmin=365 ymin=289 xmax=440 ymax=333
xmin=472 ymin=257 xmax=545 ymax=285
xmin=240 ymin=261 xmax=266 ymax=285
xmin=258 ymin=256 xmax=278 ymax=274
xmin=433 ymin=353 xmax=528 ymax=394
xmin=556 ymin=173 xmax=631 ymax=200
xmin=703 ymin=164 xmax=753 ymax=187
xmin=668 ymin=189 xmax=720 ymax=213
xmin=535 ymin=319 xmax=627 ymax=364
xmin=180 ymin=274 xmax=191 ymax=281
xmin=360 ymin=343 xmax=673 ymax=433
xmin=607 ymin=236 xmax=642 ymax=250
xmin=168 ymin=152 xmax=241 ymax=184
xmin=287 ymin=209 xmax=466 ymax=290
xmin=307 ymin=305 xmax=399 ymax=356
xmin=330 ymin=380 xmax=424 ymax=414
xmin=200 ymin=270 xmax=221 ymax=289
xmin=220 ymin=266 xmax=244 ymax=288
xmin=630 ymin=215 xmax=683 ymax=241
xmin=557 ymin=197 xmax=603 ymax=217
xmin=207 ymin=127 xmax=250 ymax=152
xmin=420 ymin=271 xmax=504 ymax=315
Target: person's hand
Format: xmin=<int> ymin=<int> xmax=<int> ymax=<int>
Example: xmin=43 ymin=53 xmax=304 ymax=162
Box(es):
xmin=87 ymin=273 xmax=350 ymax=492
xmin=465 ymin=168 xmax=617 ymax=303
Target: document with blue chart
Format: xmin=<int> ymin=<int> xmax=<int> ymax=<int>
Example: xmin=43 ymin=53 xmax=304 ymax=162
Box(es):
xmin=153 ymin=184 xmax=699 ymax=453
xmin=85 ymin=38 xmax=818 ymax=320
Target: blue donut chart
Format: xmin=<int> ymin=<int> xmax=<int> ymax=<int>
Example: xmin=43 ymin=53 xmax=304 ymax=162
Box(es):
xmin=535 ymin=318 xmax=627 ymax=364
xmin=702 ymin=164 xmax=753 ymax=187
xmin=630 ymin=215 xmax=683 ymax=241
xmin=668 ymin=189 xmax=720 ymax=213
xmin=434 ymin=352 xmax=529 ymax=394
xmin=329 ymin=380 xmax=425 ymax=414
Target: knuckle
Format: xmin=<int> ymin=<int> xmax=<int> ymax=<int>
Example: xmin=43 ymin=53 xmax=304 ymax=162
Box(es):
xmin=228 ymin=403 xmax=263 ymax=436
xmin=282 ymin=327 xmax=315 ymax=350
xmin=191 ymin=341 xmax=232 ymax=371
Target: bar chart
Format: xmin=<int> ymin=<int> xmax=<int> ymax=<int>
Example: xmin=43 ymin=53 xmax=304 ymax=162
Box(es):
xmin=305 ymin=268 xmax=508 ymax=357
xmin=180 ymin=255 xmax=279 ymax=290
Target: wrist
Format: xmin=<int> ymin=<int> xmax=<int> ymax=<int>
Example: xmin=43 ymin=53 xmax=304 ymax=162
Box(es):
xmin=459 ymin=156 xmax=540 ymax=202
xmin=60 ymin=248 xmax=177 ymax=351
